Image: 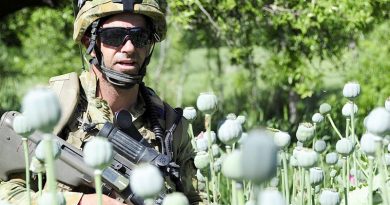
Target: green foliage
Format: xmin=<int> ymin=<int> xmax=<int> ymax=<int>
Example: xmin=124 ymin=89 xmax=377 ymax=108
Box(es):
xmin=0 ymin=5 xmax=81 ymax=113
xmin=320 ymin=20 xmax=390 ymax=137
xmin=346 ymin=21 xmax=390 ymax=109
xmin=168 ymin=0 xmax=388 ymax=98
xmin=167 ymin=0 xmax=389 ymax=133
xmin=0 ymin=0 xmax=389 ymax=136
xmin=6 ymin=6 xmax=80 ymax=76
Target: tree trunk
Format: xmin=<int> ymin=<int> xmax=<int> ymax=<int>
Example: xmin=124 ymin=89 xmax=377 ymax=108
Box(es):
xmin=288 ymin=89 xmax=299 ymax=124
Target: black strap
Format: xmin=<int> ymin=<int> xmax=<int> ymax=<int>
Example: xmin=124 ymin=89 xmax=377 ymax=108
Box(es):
xmin=164 ymin=107 xmax=184 ymax=192
xmin=90 ymin=58 xmax=143 ymax=88
xmin=164 ymin=107 xmax=183 ymax=158
xmin=140 ymin=84 xmax=166 ymax=154
xmin=138 ymin=43 xmax=155 ymax=76
xmin=86 ymin=20 xmax=100 ymax=54
xmin=123 ymin=0 xmax=134 ymax=12
xmin=112 ymin=0 xmax=143 ymax=12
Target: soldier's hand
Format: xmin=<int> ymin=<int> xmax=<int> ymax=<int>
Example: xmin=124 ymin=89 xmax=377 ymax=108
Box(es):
xmin=78 ymin=194 xmax=128 ymax=205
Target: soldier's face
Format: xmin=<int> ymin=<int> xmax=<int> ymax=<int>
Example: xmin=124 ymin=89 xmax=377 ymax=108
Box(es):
xmin=98 ymin=13 xmax=151 ymax=75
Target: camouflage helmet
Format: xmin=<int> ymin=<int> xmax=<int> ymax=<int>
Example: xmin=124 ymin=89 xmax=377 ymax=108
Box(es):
xmin=73 ymin=0 xmax=167 ymax=43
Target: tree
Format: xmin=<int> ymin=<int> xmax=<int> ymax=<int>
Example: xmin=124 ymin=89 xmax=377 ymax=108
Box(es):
xmin=0 ymin=3 xmax=79 ymax=114
xmin=168 ymin=0 xmax=389 ymax=127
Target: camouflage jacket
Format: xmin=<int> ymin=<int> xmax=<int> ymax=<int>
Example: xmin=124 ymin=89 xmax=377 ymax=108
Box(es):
xmin=0 ymin=71 xmax=200 ymax=204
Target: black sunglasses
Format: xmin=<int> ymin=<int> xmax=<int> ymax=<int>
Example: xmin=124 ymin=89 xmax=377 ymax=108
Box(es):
xmin=97 ymin=27 xmax=152 ymax=48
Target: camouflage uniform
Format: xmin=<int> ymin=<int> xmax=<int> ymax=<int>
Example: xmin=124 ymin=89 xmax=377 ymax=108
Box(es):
xmin=0 ymin=71 xmax=201 ymax=204
xmin=0 ymin=0 xmax=201 ymax=204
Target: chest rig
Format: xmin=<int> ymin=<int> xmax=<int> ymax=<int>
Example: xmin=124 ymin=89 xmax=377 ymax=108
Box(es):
xmin=50 ymin=71 xmax=184 ymax=194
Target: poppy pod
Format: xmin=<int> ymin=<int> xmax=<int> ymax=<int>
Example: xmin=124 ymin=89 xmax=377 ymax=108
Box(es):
xmin=364 ymin=107 xmax=390 ymax=136
xmin=296 ymin=148 xmax=318 ymax=169
xmin=319 ymin=103 xmax=332 ymax=114
xmin=194 ymin=151 xmax=210 ymax=170
xmin=35 ymin=135 xmax=61 ymax=162
xmin=241 ymin=129 xmax=277 ymax=184
xmin=319 ymin=189 xmax=340 ymax=205
xmin=217 ymin=118 xmax=243 ymax=145
xmin=342 ymin=82 xmax=360 ymax=99
xmin=341 ymin=102 xmax=358 ymax=117
xmin=312 ymin=113 xmax=324 ymax=123
xmin=130 ymin=164 xmax=164 ymax=199
xmin=360 ymin=132 xmax=381 ymax=157
xmin=183 ymin=107 xmax=197 ymax=122
xmin=22 ymin=87 xmax=61 ymax=133
xmin=296 ymin=122 xmax=315 ymax=143
xmin=196 ymin=92 xmax=218 ymax=115
xmin=162 ymin=192 xmax=189 ymax=205
xmin=83 ymin=137 xmax=113 ymax=170
xmin=258 ymin=188 xmax=285 ymax=205
xmin=325 ymin=152 xmax=338 ymax=165
xmin=310 ymin=167 xmax=324 ymax=186
xmin=12 ymin=115 xmax=33 ymax=138
xmin=274 ymin=131 xmax=291 ymax=149
xmin=29 ymin=156 xmax=46 ymax=173
xmin=314 ymin=140 xmax=327 ymax=153
xmin=335 ymin=138 xmax=354 ymax=157
xmin=221 ymin=150 xmax=243 ymax=181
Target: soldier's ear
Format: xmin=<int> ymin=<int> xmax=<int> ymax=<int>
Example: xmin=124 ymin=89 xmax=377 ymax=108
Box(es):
xmin=81 ymin=35 xmax=96 ymax=57
xmin=81 ymin=35 xmax=90 ymax=47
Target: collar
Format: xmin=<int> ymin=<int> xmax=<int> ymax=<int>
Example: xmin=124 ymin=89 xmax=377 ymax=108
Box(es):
xmin=79 ymin=70 xmax=98 ymax=102
xmin=130 ymin=92 xmax=146 ymax=129
xmin=79 ymin=70 xmax=146 ymax=127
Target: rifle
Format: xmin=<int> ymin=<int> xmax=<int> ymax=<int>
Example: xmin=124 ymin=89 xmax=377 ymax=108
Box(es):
xmin=0 ymin=111 xmax=175 ymax=205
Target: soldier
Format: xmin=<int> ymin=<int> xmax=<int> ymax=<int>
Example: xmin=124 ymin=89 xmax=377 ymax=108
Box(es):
xmin=0 ymin=0 xmax=200 ymax=204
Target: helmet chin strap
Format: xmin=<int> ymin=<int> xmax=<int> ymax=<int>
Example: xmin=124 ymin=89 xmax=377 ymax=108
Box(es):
xmin=91 ymin=57 xmax=143 ymax=88
xmin=90 ymin=42 xmax=155 ymax=89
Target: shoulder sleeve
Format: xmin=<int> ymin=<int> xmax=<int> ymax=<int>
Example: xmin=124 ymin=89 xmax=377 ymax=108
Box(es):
xmin=0 ymin=179 xmax=83 ymax=205
xmin=172 ymin=117 xmax=202 ymax=204
xmin=49 ymin=72 xmax=80 ymax=136
xmin=158 ymin=100 xmax=201 ymax=203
